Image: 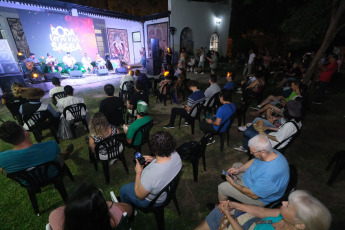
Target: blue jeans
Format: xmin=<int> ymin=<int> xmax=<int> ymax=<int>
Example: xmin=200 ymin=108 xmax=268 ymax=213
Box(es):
xmin=120 ymin=182 xmax=161 ymax=208
xmin=64 ymin=65 xmax=78 ymax=71
xmin=243 ymin=118 xmax=276 ymax=150
xmin=206 ymin=207 xmax=223 ymax=230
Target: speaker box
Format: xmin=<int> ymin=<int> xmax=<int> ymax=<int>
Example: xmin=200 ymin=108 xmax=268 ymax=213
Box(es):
xmin=69 ymin=70 xmax=83 ymax=78
xmin=146 ymin=58 xmax=161 ymax=75
xmin=0 ymin=74 xmax=26 ymax=93
xmin=97 ymin=68 xmax=109 ymax=76
xmin=44 ymin=72 xmax=61 ymax=81
xmin=151 ymin=38 xmax=160 ymax=60
xmin=115 ymin=67 xmax=128 ymax=74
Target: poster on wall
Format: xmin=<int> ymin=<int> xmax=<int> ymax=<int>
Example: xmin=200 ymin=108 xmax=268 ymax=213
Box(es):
xmin=147 ymin=22 xmax=168 ymax=58
xmin=107 ymin=28 xmax=130 ymax=63
xmin=6 ymin=18 xmax=31 ymax=57
xmin=17 ymin=10 xmax=98 ymax=61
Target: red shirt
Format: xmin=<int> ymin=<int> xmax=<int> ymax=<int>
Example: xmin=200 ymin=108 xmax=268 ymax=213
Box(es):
xmin=319 ymin=61 xmax=338 ymax=82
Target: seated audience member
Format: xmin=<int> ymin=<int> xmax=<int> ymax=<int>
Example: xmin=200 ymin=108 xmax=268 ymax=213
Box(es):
xmin=196 ymin=190 xmax=331 ymax=230
xmin=119 ymin=70 xmax=135 ymax=99
xmin=123 ymin=100 xmax=151 ymax=145
xmin=49 ymin=183 xmax=132 ymax=230
xmin=18 ymin=87 xmax=60 ymax=130
xmin=204 ymin=74 xmax=221 ymax=106
xmin=120 ymin=131 xmax=182 ymax=208
xmin=62 ymin=52 xmax=78 ymax=71
xmin=134 ymin=70 xmax=150 ymax=93
xmin=96 ymin=53 xmax=106 ymax=69
xmin=99 ymin=84 xmax=124 ymax=126
xmin=235 ymin=99 xmax=302 ymax=152
xmin=57 ymin=85 xmax=88 ymax=121
xmin=313 ymin=53 xmax=338 ymax=104
xmin=200 ymin=89 xmax=236 ymax=145
xmin=223 ymin=72 xmax=235 ymax=91
xmin=242 ymin=71 xmax=265 ymax=102
xmin=277 ymin=62 xmax=302 ymax=87
xmin=187 ymin=56 xmax=196 ymax=72
xmin=219 ymin=134 xmax=289 ymax=206
xmin=155 ymin=74 xmax=173 ymax=102
xmin=0 ymin=121 xmax=73 ymax=174
xmin=250 ymin=80 xmax=302 ymax=117
xmin=1 ymin=82 xmax=27 ymax=105
xmin=81 ymin=53 xmax=93 ymax=74
xmin=127 ymin=80 xmax=149 ymax=117
xmin=46 ymin=53 xmax=62 ymax=73
xmin=49 ymin=77 xmax=65 ymax=105
xmin=164 ymin=80 xmax=205 ymax=128
xmin=88 ymin=112 xmax=123 ymax=164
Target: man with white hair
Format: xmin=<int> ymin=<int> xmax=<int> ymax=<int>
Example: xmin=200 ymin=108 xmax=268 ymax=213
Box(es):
xmin=218 ymin=134 xmax=289 ymax=206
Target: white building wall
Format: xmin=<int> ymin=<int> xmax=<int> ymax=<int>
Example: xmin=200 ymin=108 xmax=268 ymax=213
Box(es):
xmin=169 ymin=0 xmax=232 ymax=57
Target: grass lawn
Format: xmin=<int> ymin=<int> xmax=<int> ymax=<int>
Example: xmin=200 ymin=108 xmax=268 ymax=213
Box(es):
xmin=0 ymin=67 xmax=345 ymax=230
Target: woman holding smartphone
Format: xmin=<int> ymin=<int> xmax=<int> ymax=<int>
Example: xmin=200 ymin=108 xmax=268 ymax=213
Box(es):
xmin=120 ymin=131 xmax=182 ymax=208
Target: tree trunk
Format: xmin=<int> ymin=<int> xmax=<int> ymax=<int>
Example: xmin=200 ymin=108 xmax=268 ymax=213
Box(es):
xmin=303 ymin=0 xmax=345 ymax=84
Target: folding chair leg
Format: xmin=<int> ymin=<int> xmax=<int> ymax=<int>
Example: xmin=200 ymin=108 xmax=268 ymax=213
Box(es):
xmin=101 ymin=161 xmax=110 ymax=184
xmin=120 ymin=155 xmax=129 ymax=174
xmin=27 ymin=188 xmax=40 ymax=215
xmin=202 ymin=154 xmax=206 ymax=172
xmin=54 ymin=179 xmax=68 ymax=203
xmin=172 ymin=194 xmax=181 ymax=215
xmin=191 ymin=159 xmax=199 ymax=182
xmin=154 ymin=207 xmax=165 ymax=230
xmin=70 ymin=124 xmax=77 ymax=138
xmin=63 ymin=164 xmax=75 ymax=181
xmin=220 ymin=134 xmax=225 ymax=152
xmin=191 ymin=120 xmax=195 ymax=135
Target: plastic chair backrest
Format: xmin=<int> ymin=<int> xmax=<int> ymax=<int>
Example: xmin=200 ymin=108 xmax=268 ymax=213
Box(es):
xmin=95 ymin=134 xmax=124 ymax=160
xmin=53 ymin=92 xmax=66 ymax=102
xmin=5 ymin=99 xmax=27 ymax=117
xmin=132 ymin=120 xmax=153 ymax=147
xmin=22 ymin=110 xmax=52 ymax=131
xmin=205 ymin=92 xmax=220 ymax=108
xmin=63 ymin=103 xmax=87 ymax=122
xmin=7 ymin=161 xmax=63 ymax=188
xmin=114 ymin=212 xmax=131 ymax=230
xmin=188 ymin=102 xmax=203 ymax=118
xmin=147 ymin=169 xmax=181 ymax=209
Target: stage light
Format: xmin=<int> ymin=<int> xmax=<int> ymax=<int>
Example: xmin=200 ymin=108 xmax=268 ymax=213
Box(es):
xmin=164 ymin=71 xmax=170 ymax=77
xmin=18 ymin=52 xmax=22 ymax=56
xmin=81 ymin=67 xmax=85 ymax=70
xmin=32 ymin=73 xmax=38 ymax=78
xmin=127 ymin=65 xmax=131 ymax=69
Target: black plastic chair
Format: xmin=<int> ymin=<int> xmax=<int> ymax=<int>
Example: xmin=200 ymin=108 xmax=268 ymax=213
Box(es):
xmin=91 ymin=134 xmax=129 ymax=184
xmin=114 ymin=212 xmax=131 ymax=230
xmin=5 ymin=99 xmax=27 ymax=126
xmin=63 ymin=103 xmax=89 ymax=138
xmin=23 ymin=110 xmax=59 ymax=143
xmin=126 ymin=107 xmax=137 ymax=124
xmin=177 ymin=133 xmax=210 ymax=182
xmin=121 ymin=81 xmax=135 ymax=101
xmin=52 ymin=92 xmax=66 ymax=105
xmin=202 ymin=92 xmax=220 ymax=115
xmin=326 ymin=151 xmax=345 ymax=186
xmin=265 ymin=164 xmax=297 ymax=208
xmin=129 ymin=120 xmax=154 ymax=152
xmin=6 ymin=161 xmax=74 ymax=216
xmin=178 ymin=102 xmax=204 ymax=135
xmin=213 ymin=113 xmax=236 ymax=152
xmin=136 ymin=170 xmax=182 ymax=230
xmin=161 ymin=82 xmax=173 ymax=106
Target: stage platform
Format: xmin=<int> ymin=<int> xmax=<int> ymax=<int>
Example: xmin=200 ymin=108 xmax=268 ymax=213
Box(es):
xmin=28 ymin=69 xmax=156 ymax=92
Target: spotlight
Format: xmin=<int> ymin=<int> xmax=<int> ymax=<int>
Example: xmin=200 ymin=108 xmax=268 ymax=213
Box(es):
xmin=18 ymin=52 xmax=22 ymax=56
xmin=32 ymin=73 xmax=38 ymax=78
xmin=17 ymin=52 xmax=27 ymax=61
xmin=127 ymin=65 xmax=131 ymax=70
xmin=215 ymin=17 xmax=222 ymax=24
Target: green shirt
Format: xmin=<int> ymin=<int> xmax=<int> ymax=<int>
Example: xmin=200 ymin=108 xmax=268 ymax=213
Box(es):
xmin=285 ymin=91 xmax=298 ymax=102
xmin=126 ymin=116 xmax=152 ymax=146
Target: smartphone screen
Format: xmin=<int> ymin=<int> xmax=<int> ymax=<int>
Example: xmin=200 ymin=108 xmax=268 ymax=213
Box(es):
xmin=135 ymin=152 xmax=142 ymax=159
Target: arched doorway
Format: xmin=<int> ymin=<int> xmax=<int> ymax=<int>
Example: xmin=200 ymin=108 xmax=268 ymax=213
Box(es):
xmin=209 ymin=33 xmax=219 ymax=52
xmin=180 ymin=27 xmax=194 ymax=55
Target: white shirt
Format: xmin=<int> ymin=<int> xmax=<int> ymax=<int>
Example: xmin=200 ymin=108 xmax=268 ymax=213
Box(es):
xmin=57 ymin=96 xmax=86 ymax=120
xmin=248 ymin=53 xmax=256 ymax=64
xmin=199 ymin=51 xmax=205 ymax=62
xmin=81 ymin=57 xmax=92 ymax=66
xmin=46 ymin=56 xmax=57 ymax=64
xmin=63 ymin=56 xmax=76 ymax=66
xmin=269 ymin=119 xmax=302 ymax=149
xmin=49 ymin=86 xmax=65 ymax=98
xmin=120 ymin=74 xmax=135 ymax=90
